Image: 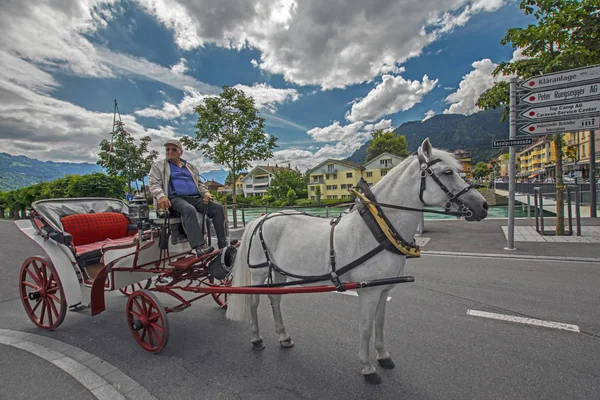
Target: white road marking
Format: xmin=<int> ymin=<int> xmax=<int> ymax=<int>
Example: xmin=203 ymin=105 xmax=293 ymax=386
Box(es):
xmin=333 ymin=291 xmax=392 ymax=301
xmin=467 ymin=310 xmax=580 ymax=332
xmin=422 ymin=250 xmax=600 ymax=264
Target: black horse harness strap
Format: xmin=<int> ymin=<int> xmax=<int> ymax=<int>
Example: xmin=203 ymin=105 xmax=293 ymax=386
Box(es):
xmin=247 ymin=212 xmax=393 ymax=290
xmin=352 ymin=179 xmax=421 ymax=258
xmin=417 ymin=153 xmax=475 ymax=218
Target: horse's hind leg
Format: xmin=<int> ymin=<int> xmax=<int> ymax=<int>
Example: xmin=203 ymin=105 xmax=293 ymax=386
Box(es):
xmin=250 ymin=269 xmax=269 ymax=350
xmin=267 ymin=272 xmax=294 ymax=348
xmin=358 ymin=290 xmax=383 ymax=384
xmin=374 ymin=288 xmax=395 ymax=369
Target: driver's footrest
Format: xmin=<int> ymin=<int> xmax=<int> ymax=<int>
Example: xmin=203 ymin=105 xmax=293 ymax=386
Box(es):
xmin=169 ymin=250 xmax=216 ymax=270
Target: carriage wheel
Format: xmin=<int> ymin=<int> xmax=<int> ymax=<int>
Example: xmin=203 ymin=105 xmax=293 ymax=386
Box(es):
xmin=119 ymin=278 xmax=153 ymax=296
xmin=19 ymin=256 xmax=67 ymax=330
xmin=126 ymin=290 xmax=169 ymax=353
xmin=210 ymin=276 xmax=232 ymax=309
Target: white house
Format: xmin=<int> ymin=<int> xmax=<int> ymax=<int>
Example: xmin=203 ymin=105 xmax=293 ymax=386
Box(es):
xmin=362 ymin=152 xmax=406 ymax=186
xmin=241 ymin=166 xmax=279 ymax=197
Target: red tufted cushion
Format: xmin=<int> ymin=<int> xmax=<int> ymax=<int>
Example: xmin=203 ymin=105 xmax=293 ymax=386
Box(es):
xmin=61 ymin=212 xmax=129 ymax=246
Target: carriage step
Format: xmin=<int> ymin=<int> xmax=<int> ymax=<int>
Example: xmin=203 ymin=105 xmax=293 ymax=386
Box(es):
xmin=169 ymin=250 xmax=216 ymax=270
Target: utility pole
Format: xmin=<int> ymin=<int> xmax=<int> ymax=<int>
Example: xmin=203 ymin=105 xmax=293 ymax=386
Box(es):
xmin=591 ymin=130 xmax=597 ymax=217
xmin=506 ymin=78 xmax=517 ymax=251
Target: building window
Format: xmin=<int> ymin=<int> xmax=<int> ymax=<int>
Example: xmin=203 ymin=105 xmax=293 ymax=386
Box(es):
xmin=310 ymin=196 xmax=315 ymax=200
xmin=326 ymin=185 xmax=332 ymax=190
xmin=380 ymin=170 xmax=387 ymax=176
xmin=310 ymin=186 xmax=315 ymax=191
xmin=332 ymin=185 xmax=338 ymax=190
xmin=347 ymin=184 xmax=353 ymax=189
xmin=246 ymin=184 xmax=252 ymax=188
xmin=327 ymin=164 xmax=335 ymax=172
xmin=341 ymin=184 xmax=347 ymax=189
xmin=467 ymin=167 xmax=471 ymax=171
xmin=366 ymin=172 xmax=373 ymax=177
xmin=333 ymin=195 xmax=338 ymax=199
xmin=582 ymin=144 xmax=586 ymax=157
xmin=346 ymin=172 xmax=352 ymax=178
xmin=333 ymin=174 xmax=337 ymax=179
xmin=326 ymin=174 xmax=330 ymax=180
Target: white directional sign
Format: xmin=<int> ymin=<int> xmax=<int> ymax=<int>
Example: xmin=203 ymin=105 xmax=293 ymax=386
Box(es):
xmin=519 ymin=82 xmax=600 ymax=105
xmin=519 ymin=64 xmax=600 ymax=90
xmin=519 ymin=116 xmax=600 ymax=136
xmin=519 ymin=99 xmax=600 ymax=120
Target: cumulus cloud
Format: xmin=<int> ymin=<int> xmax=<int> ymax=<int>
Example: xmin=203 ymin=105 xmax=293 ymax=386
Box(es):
xmin=346 ymin=74 xmax=438 ymax=122
xmin=443 ymin=47 xmax=528 ymax=115
xmin=171 ymin=58 xmax=188 ymax=75
xmin=422 ymin=109 xmax=436 ymax=121
xmin=137 ymin=0 xmax=509 ymax=89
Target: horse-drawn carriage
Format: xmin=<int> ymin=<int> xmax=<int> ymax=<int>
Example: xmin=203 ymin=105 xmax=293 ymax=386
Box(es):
xmin=16 ymin=140 xmax=489 ymax=383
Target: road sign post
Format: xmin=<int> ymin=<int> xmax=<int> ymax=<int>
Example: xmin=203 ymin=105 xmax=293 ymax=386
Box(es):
xmin=492 ymin=138 xmax=533 ymax=148
xmin=506 ymin=78 xmax=517 ymax=251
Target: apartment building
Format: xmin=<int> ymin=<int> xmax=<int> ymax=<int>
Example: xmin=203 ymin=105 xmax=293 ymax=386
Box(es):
xmin=453 ymin=149 xmax=473 ymax=179
xmin=564 ymin=130 xmax=600 ymax=179
xmin=307 ymin=160 xmax=364 ymax=200
xmin=362 ymin=153 xmax=406 ymax=186
xmin=241 ymin=166 xmax=279 ymax=197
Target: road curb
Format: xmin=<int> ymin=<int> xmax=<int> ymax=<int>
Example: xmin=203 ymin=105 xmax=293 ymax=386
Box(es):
xmin=0 ymin=329 xmax=158 ymax=400
xmin=421 ymin=250 xmax=600 ymax=263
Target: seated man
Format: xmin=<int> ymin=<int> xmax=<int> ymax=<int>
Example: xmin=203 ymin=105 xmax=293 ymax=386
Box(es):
xmin=149 ymin=139 xmax=227 ymax=257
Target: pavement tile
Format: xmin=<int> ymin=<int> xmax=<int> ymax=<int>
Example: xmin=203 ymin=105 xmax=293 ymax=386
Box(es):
xmin=104 ymin=369 xmax=141 ymax=394
xmin=69 ymin=366 xmax=109 ymax=390
xmin=26 ymin=333 xmax=74 ymax=352
xmin=52 ymin=356 xmax=87 ymax=374
xmin=0 ymin=330 xmax=33 ymax=339
xmin=91 ymin=384 xmax=128 ymax=400
xmin=11 ymin=340 xmax=65 ymax=361
xmin=0 ymin=335 xmax=20 ymax=344
xmin=84 ymin=356 xmax=118 ymax=377
xmin=124 ymin=385 xmax=159 ymax=400
xmin=62 ymin=346 xmax=96 ymax=363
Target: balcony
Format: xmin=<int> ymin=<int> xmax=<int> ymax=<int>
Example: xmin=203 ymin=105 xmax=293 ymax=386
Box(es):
xmin=321 ymin=168 xmax=338 ymax=174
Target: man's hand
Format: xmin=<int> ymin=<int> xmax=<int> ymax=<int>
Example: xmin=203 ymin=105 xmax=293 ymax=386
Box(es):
xmin=157 ymin=196 xmax=171 ymax=209
xmin=203 ymin=192 xmax=214 ymax=204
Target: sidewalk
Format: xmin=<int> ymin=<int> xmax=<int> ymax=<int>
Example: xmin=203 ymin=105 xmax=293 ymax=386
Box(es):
xmin=419 ymin=216 xmax=600 ymax=260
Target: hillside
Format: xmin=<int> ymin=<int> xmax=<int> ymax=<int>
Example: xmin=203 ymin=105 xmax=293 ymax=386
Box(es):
xmin=0 ymin=153 xmax=103 ymax=192
xmin=347 ymin=108 xmax=508 ymax=164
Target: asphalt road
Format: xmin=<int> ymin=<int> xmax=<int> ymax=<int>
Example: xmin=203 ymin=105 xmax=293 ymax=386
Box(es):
xmin=0 ymin=219 xmax=599 ymax=399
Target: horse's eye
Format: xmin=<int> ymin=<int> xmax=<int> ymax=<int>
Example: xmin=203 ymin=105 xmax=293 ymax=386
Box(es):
xmin=444 ymin=169 xmax=453 ymax=175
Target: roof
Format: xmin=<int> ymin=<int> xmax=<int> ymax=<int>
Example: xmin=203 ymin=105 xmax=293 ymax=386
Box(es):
xmin=307 ymin=159 xmax=365 ymax=174
xmin=204 ymin=179 xmax=224 ymax=187
xmin=241 ymin=165 xmax=293 ymax=181
xmin=363 ymin=152 xmax=406 ymax=165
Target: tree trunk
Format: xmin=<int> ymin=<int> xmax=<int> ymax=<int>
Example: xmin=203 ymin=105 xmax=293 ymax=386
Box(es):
xmin=0 ymin=209 xmax=4 ymax=219
xmin=232 ymin=163 xmax=238 ymax=229
xmin=554 ymin=135 xmax=565 ymax=235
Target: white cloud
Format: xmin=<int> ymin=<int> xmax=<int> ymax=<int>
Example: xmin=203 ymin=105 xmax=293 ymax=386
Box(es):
xmin=233 ymin=83 xmax=300 ymax=111
xmin=363 ymin=119 xmax=394 ymax=132
xmin=422 ymin=109 xmax=436 ymax=121
xmin=307 ymin=121 xmax=365 ymax=142
xmin=346 ymin=74 xmax=438 ymax=122
xmin=137 ymin=0 xmax=509 ymax=89
xmin=171 ymin=58 xmax=188 ymax=75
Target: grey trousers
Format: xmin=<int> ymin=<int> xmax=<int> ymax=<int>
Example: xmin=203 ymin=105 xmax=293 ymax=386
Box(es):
xmin=169 ymin=196 xmax=226 ymax=249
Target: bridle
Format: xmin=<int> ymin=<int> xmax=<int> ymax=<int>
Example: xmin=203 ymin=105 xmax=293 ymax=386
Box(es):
xmin=417 ymin=152 xmax=475 ymax=219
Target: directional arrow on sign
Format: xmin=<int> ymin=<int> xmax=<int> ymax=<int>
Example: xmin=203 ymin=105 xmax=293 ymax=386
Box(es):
xmin=519 ymin=99 xmax=600 ymax=120
xmin=519 ymin=116 xmax=600 ymax=136
xmin=519 ymin=64 xmax=600 ymax=90
xmin=519 ymin=83 xmax=600 ymax=105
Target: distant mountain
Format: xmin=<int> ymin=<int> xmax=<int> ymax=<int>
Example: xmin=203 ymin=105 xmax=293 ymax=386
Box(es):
xmin=347 ymin=108 xmax=509 ymax=164
xmin=0 ymin=153 xmax=102 ymax=192
xmin=199 ymin=169 xmax=228 ymax=184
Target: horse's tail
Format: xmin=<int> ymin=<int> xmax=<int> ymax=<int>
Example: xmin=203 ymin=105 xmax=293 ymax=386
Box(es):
xmin=225 ymin=219 xmax=257 ymax=322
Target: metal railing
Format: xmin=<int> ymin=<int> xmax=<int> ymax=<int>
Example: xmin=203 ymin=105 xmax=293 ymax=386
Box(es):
xmin=495 ymin=182 xmax=599 ymax=208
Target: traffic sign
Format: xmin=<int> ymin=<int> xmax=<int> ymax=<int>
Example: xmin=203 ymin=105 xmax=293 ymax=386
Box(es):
xmin=519 ymin=64 xmax=600 ymax=90
xmin=519 ymin=116 xmax=600 ymax=136
xmin=519 ymin=99 xmax=600 ymax=121
xmin=519 ymin=83 xmax=599 ymax=105
xmin=492 ymin=138 xmax=533 ymax=148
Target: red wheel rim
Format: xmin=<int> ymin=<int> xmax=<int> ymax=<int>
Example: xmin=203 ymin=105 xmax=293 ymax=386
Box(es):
xmin=126 ymin=290 xmax=169 ymax=352
xmin=19 ymin=256 xmax=67 ymax=330
xmin=119 ymin=279 xmax=152 ymax=296
xmin=210 ymin=276 xmax=232 ymax=309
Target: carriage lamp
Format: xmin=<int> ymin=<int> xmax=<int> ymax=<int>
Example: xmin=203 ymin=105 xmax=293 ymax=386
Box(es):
xmin=129 ymin=196 xmax=150 ymax=224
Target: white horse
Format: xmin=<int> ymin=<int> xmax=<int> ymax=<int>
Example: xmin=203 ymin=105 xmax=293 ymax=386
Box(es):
xmin=226 ymin=138 xmax=488 ymax=384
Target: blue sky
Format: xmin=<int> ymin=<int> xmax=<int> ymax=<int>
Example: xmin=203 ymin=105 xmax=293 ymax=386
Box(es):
xmin=0 ymin=0 xmax=531 ymax=172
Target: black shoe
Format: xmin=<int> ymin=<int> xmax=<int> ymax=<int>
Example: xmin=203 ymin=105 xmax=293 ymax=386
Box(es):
xmin=195 ymin=245 xmax=214 ymax=257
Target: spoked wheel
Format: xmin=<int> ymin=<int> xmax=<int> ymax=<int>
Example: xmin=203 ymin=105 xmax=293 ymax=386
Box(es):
xmin=209 ymin=275 xmax=232 ymax=309
xmin=19 ymin=256 xmax=67 ymax=330
xmin=126 ymin=290 xmax=169 ymax=353
xmin=119 ymin=278 xmax=153 ymax=296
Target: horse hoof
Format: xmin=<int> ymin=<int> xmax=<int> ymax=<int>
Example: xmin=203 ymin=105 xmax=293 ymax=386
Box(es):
xmin=251 ymin=339 xmax=265 ymax=350
xmin=377 ymin=358 xmax=395 ymax=369
xmin=279 ymin=338 xmax=294 ymax=348
xmin=363 ymin=372 xmax=382 ymax=385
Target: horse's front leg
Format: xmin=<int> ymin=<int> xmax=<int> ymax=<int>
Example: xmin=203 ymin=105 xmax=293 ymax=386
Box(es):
xmin=267 ymin=273 xmax=294 ymax=348
xmin=250 ymin=269 xmax=269 ymax=350
xmin=358 ymin=290 xmax=383 ymax=384
xmin=374 ymin=288 xmax=395 ymax=369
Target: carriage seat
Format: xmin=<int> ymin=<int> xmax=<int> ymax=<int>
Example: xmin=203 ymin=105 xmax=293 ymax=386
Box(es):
xmin=60 ymin=212 xmax=136 ymax=265
xmin=153 ymin=209 xmax=182 ymax=225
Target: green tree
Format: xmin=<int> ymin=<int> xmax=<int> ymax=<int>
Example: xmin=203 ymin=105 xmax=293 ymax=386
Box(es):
xmin=97 ymin=121 xmax=158 ymax=193
xmin=473 ymin=162 xmax=492 ymax=180
xmin=365 ymin=130 xmax=409 ymax=162
xmin=286 ymin=188 xmax=297 ymax=206
xmin=182 ymin=86 xmax=278 ymax=227
xmin=476 ymin=0 xmax=600 ymax=235
xmin=267 ymin=167 xmax=309 ymax=200
xmin=67 ymin=173 xmax=127 ymax=198
xmin=314 ymin=185 xmax=322 ymax=204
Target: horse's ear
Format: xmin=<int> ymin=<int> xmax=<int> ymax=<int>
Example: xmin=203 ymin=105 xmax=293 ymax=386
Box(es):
xmin=418 ymin=138 xmax=433 ymax=160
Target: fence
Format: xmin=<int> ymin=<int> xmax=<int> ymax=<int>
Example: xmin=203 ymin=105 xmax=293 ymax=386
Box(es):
xmin=495 ymin=182 xmax=599 ymax=207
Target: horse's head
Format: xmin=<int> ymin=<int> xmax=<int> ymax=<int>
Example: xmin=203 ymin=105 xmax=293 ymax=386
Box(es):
xmin=417 ymin=138 xmax=488 ymax=221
